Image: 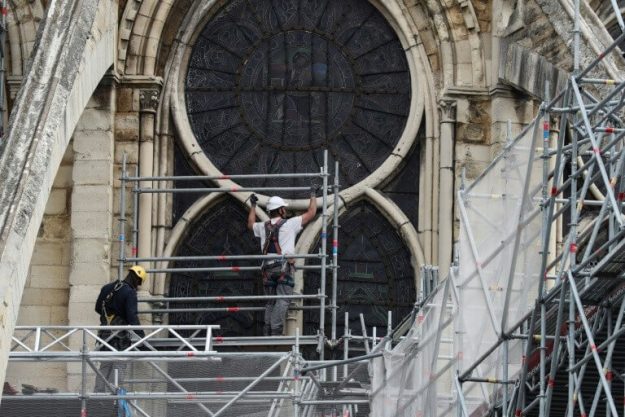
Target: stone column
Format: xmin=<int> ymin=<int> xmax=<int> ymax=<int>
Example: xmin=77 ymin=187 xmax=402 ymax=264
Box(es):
xmin=438 ymin=99 xmax=457 ymax=277
xmin=138 ymin=90 xmax=158 ymax=283
xmin=67 ymin=80 xmax=116 ymax=389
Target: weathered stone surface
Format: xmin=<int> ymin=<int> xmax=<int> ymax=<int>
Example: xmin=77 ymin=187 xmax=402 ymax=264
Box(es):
xmin=71 ymin=238 xmax=110 ymax=263
xmin=71 ymin=185 xmax=112 ymax=212
xmin=115 ymin=112 xmax=140 ymax=141
xmin=39 ymin=216 xmax=70 ymax=237
xmin=499 ymin=41 xmax=568 ymax=100
xmin=69 ymin=262 xmax=111 ymax=286
xmin=73 ymin=130 xmax=114 ymax=160
xmin=68 ymin=285 xmax=101 ymax=304
xmin=21 ymin=288 xmax=69 ymax=306
xmin=72 ymin=160 xmax=113 ymax=185
xmin=52 ymin=165 xmax=73 ymax=188
xmin=43 ymin=188 xmax=67 ymax=215
xmin=71 ymin=212 xmax=112 ymax=239
xmin=31 ymin=241 xmax=70 ymax=266
xmin=29 ymin=265 xmax=70 ymax=289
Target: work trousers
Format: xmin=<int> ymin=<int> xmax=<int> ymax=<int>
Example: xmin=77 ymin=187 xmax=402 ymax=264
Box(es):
xmin=263 ymin=283 xmax=293 ymax=336
xmin=94 ymin=361 xmax=127 ymax=392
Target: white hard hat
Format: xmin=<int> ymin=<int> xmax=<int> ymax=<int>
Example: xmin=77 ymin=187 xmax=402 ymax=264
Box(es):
xmin=266 ymin=196 xmax=289 ymax=211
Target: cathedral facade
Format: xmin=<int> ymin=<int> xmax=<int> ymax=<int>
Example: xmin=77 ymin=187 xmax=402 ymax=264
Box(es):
xmin=0 ymin=0 xmax=622 ymax=391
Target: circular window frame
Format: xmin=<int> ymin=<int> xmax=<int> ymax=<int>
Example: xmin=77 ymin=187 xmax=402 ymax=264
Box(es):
xmin=171 ymin=0 xmax=425 ymax=204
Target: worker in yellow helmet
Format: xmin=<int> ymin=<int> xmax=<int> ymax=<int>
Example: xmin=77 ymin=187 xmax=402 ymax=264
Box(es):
xmin=94 ymin=265 xmax=147 ymax=392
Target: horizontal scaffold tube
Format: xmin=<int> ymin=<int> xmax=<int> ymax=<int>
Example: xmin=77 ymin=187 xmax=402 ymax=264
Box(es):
xmin=147 ymin=265 xmax=329 ymax=273
xmin=136 ymin=186 xmax=312 ymax=194
xmin=143 ymin=294 xmax=324 ymax=302
xmin=140 ymin=305 xmax=326 ymax=313
xmin=128 ymin=253 xmax=326 ymax=262
xmin=1 ymin=392 xmax=295 ymax=401
xmin=300 ymin=352 xmax=383 ymax=374
xmin=124 ymin=172 xmax=327 ymax=181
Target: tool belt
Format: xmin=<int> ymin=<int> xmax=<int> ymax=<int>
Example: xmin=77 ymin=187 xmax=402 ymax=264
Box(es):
xmin=97 ymin=315 xmax=131 ymax=351
xmin=261 ymin=259 xmax=295 ymax=286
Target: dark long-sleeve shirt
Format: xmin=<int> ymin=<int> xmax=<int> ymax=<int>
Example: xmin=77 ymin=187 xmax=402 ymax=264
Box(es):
xmin=95 ymin=281 xmax=145 ymax=337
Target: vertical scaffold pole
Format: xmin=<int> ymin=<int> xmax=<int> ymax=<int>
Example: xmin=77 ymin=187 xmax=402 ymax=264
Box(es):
xmin=118 ymin=153 xmax=128 ymax=281
xmin=331 ymin=160 xmax=339 ymax=381
xmin=343 ymin=312 xmax=349 ymax=379
xmin=80 ymin=330 xmax=87 ymax=417
xmin=294 ymin=328 xmax=301 ymax=417
xmin=132 ymin=166 xmax=139 ymax=265
xmin=567 ymin=280 xmax=575 ymax=417
xmin=573 ymin=0 xmax=580 ymax=75
xmin=502 ymin=339 xmax=508 ymax=417
xmin=319 ymin=150 xmax=329 ymax=366
xmin=567 ymin=0 xmax=580 ymax=400
xmin=539 ymin=83 xmax=550 ymax=417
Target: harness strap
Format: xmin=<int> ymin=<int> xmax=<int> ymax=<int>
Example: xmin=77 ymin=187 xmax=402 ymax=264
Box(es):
xmin=102 ymin=281 xmax=126 ymax=324
xmin=262 ymin=219 xmax=286 ymax=255
xmin=261 ymin=219 xmax=291 ymax=285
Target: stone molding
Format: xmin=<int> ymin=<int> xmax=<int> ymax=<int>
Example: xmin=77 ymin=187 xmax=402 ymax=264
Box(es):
xmin=438 ymin=99 xmax=458 ymax=123
xmin=139 ymin=89 xmax=159 ymax=113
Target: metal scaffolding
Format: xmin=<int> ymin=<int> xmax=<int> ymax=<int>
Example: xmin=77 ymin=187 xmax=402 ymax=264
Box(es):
xmin=118 ymin=150 xmax=339 ymax=357
xmin=454 ymin=2 xmax=625 ymax=415
xmin=3 ymin=149 xmax=427 ymax=417
xmin=370 ymin=2 xmax=625 ymax=417
xmin=7 ymin=2 xmax=625 ymax=416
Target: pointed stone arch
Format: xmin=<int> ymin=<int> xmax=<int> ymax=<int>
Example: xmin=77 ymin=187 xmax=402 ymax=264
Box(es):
xmin=296 ymin=192 xmax=423 ymax=344
xmin=161 ymin=194 xmax=269 ymax=336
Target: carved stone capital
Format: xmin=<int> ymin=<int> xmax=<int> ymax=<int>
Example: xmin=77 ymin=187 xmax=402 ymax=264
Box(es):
xmin=438 ymin=99 xmax=457 ymax=123
xmin=139 ymin=89 xmax=160 ymax=113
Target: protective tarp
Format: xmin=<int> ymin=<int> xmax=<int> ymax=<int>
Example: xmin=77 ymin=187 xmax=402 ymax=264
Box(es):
xmin=454 ymin=117 xmax=544 ymax=413
xmin=370 ymin=278 xmax=455 ymax=417
xmin=370 ymin=116 xmax=545 ymax=416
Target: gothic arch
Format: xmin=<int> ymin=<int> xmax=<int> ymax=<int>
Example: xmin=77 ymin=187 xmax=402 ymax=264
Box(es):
xmin=162 ymin=195 xmax=269 ymax=335
xmin=157 ymin=192 xmax=269 ymax=296
xmin=299 ymin=196 xmax=420 ymax=341
xmin=6 ymin=0 xmax=46 ymax=95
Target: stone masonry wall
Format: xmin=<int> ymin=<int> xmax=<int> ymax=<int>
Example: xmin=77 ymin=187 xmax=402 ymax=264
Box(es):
xmin=4 ymin=145 xmax=73 ymax=392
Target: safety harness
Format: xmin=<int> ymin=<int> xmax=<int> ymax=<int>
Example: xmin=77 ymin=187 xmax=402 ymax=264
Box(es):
xmin=98 ymin=281 xmax=131 ymax=350
xmin=260 ymin=219 xmax=293 ymax=286
xmin=102 ymin=281 xmax=127 ymax=325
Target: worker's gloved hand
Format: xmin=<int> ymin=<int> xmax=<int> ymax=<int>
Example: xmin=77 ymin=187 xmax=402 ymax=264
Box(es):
xmin=250 ymin=193 xmax=258 ymax=206
xmin=310 ymin=183 xmax=321 ymax=197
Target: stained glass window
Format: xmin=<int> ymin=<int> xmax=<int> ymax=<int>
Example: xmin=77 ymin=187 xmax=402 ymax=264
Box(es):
xmin=185 ymin=0 xmax=411 ymax=194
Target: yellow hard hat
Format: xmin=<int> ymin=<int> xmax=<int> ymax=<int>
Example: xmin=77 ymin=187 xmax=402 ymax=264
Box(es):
xmin=129 ymin=265 xmax=147 ymax=283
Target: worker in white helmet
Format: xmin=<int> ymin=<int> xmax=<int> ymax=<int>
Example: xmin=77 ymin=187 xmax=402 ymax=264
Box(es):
xmin=247 ymin=188 xmax=318 ymax=336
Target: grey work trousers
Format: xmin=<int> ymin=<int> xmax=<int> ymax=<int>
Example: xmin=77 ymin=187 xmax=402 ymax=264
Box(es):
xmin=94 ymin=361 xmax=127 ymax=392
xmin=263 ymin=283 xmax=293 ymax=335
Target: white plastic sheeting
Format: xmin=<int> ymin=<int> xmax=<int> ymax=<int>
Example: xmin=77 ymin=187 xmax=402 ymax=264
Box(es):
xmin=370 ymin=278 xmax=455 ymax=417
xmin=371 ymin=116 xmax=545 ymax=416
xmin=454 ymin=117 xmax=544 ymax=413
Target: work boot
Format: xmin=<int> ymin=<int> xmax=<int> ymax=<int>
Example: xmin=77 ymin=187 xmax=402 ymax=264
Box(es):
xmin=272 ymin=326 xmax=283 ymax=336
xmin=263 ymin=324 xmax=271 ymax=336
xmin=3 ymin=382 xmax=18 ymax=395
xmin=21 ymin=384 xmax=36 ymax=395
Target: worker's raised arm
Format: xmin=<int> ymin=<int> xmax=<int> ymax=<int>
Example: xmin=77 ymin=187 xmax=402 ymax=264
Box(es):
xmin=247 ymin=194 xmax=258 ymax=230
xmin=300 ymin=187 xmax=318 ymax=226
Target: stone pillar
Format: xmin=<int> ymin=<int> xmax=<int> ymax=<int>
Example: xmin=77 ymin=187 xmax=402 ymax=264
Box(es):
xmin=438 ymin=100 xmax=457 ymax=277
xmin=67 ymin=80 xmax=116 ymax=390
xmin=138 ymin=89 xmax=158 ymax=293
